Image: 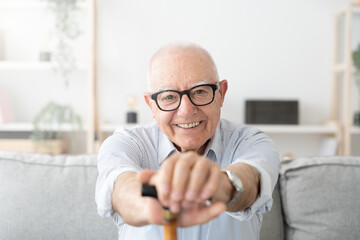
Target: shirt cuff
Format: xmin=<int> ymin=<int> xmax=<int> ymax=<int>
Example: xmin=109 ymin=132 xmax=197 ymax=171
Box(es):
xmin=95 ymin=167 xmax=140 ymax=219
xmin=225 ymin=161 xmax=273 ymax=221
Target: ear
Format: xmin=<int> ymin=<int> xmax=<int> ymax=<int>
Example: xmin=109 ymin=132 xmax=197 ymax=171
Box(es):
xmin=218 ymin=80 xmax=228 ymax=107
xmin=144 ymin=92 xmax=156 ymax=118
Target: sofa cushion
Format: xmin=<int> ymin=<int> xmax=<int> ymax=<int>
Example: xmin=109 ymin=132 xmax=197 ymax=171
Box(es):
xmin=260 ymin=181 xmax=284 ymax=240
xmin=279 ymin=156 xmax=360 ymax=240
xmin=0 ymin=151 xmax=117 ymax=240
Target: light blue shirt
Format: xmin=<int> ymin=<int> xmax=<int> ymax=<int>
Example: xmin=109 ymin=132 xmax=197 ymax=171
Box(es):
xmin=96 ymin=119 xmax=279 ymax=240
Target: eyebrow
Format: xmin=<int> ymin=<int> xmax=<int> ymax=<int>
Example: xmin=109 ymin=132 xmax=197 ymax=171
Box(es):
xmin=155 ymin=80 xmax=211 ymax=92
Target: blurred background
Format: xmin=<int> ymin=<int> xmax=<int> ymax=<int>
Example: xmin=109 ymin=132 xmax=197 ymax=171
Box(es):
xmin=0 ymin=0 xmax=359 ymax=158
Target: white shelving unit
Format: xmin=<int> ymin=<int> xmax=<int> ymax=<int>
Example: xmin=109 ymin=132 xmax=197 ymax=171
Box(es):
xmin=248 ymin=124 xmax=339 ymax=134
xmin=332 ymin=2 xmax=360 ymax=155
xmin=0 ymin=0 xmax=97 ymax=154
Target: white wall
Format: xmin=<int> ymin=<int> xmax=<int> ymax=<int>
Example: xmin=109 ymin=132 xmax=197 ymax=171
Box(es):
xmin=97 ymin=0 xmax=354 ymax=126
xmin=1 ymin=0 xmax=358 ymax=156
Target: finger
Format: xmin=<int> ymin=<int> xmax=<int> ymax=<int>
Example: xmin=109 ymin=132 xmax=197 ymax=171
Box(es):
xmin=146 ymin=197 xmax=167 ymax=225
xmin=177 ymin=202 xmax=226 ymax=227
xmin=170 ymin=152 xmax=196 ymax=212
xmin=200 ymin=163 xmax=222 ymax=201
xmin=181 ymin=199 xmax=194 ymax=209
xmin=157 ymin=153 xmax=178 ymax=206
xmin=185 ymin=156 xmax=211 ymax=201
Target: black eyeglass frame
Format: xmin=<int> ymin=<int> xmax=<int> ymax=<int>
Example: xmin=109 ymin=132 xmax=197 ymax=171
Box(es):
xmin=150 ymin=83 xmax=220 ymax=112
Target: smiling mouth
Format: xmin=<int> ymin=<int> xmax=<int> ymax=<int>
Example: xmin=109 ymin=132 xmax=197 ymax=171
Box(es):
xmin=176 ymin=121 xmax=201 ymax=129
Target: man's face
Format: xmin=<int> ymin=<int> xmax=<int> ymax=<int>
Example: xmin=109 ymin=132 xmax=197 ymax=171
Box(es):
xmin=145 ymin=48 xmax=228 ymax=154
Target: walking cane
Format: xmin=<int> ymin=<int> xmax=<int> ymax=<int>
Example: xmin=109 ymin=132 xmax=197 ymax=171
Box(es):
xmin=142 ymin=184 xmax=178 ymax=240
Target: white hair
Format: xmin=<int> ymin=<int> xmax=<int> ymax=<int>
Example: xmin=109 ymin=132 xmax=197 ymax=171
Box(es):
xmin=146 ymin=41 xmax=219 ymax=91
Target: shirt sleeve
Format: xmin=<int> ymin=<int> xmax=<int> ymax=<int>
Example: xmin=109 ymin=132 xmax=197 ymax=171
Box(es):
xmin=225 ymin=128 xmax=279 ymax=221
xmin=95 ymin=129 xmax=145 ymax=225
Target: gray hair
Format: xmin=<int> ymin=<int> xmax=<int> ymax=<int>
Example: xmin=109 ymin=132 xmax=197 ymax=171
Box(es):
xmin=147 ymin=42 xmax=219 ymax=91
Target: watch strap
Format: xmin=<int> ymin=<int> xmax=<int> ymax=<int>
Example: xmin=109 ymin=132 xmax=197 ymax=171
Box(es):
xmin=221 ymin=169 xmax=244 ymax=207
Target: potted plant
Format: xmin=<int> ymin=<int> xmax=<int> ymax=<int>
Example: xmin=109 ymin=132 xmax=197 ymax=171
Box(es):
xmin=352 ymin=43 xmax=360 ymax=126
xmin=46 ymin=0 xmax=82 ymax=88
xmin=31 ymin=102 xmax=82 ymax=154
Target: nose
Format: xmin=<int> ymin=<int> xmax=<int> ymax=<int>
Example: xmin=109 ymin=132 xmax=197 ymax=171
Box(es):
xmin=177 ymin=94 xmax=196 ymax=116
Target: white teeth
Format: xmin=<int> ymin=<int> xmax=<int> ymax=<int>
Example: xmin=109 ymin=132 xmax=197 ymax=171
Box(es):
xmin=177 ymin=121 xmax=200 ymax=129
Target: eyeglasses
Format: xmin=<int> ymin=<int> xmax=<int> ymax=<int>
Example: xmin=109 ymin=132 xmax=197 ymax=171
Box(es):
xmin=150 ymin=83 xmax=219 ymax=111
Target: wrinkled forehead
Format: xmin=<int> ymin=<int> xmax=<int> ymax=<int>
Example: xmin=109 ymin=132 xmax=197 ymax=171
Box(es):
xmin=148 ymin=48 xmax=219 ymax=91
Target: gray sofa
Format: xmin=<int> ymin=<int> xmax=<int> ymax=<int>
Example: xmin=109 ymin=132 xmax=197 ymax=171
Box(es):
xmin=260 ymin=156 xmax=360 ymax=240
xmin=0 ymin=151 xmax=359 ymax=240
xmin=0 ymin=151 xmax=117 ymax=240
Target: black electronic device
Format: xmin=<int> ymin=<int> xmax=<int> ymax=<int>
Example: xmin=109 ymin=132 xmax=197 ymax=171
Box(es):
xmin=245 ymin=100 xmax=299 ymax=124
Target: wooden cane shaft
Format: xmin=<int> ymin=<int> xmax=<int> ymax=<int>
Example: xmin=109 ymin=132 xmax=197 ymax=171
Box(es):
xmin=163 ymin=208 xmax=177 ymax=240
xmin=142 ymin=185 xmax=178 ymax=240
xmin=164 ymin=219 xmax=177 ymax=240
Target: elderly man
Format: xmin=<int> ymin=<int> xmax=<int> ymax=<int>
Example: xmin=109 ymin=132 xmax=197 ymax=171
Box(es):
xmin=96 ymin=42 xmax=279 ymax=240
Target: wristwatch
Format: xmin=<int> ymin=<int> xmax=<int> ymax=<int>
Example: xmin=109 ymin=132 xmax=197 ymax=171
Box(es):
xmin=221 ymin=169 xmax=244 ymax=207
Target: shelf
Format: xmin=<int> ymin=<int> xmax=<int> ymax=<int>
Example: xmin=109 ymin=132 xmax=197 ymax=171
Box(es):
xmin=334 ymin=5 xmax=360 ymax=15
xmin=333 ymin=64 xmax=345 ymax=72
xmin=0 ymin=61 xmax=87 ymax=71
xmin=98 ymin=123 xmax=339 ymax=135
xmin=0 ymin=122 xmax=349 ymax=135
xmin=0 ymin=122 xmax=33 ymax=131
xmin=0 ymin=0 xmax=88 ymax=9
xmin=352 ymin=126 xmax=360 ymax=134
xmin=100 ymin=123 xmax=139 ymax=132
xmin=0 ymin=1 xmax=48 ymax=9
xmin=248 ymin=124 xmax=339 ymax=134
xmin=0 ymin=122 xmax=84 ymax=132
xmin=0 ymin=61 xmax=55 ymax=70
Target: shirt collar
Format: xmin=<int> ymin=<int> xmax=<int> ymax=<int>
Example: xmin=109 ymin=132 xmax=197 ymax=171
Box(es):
xmin=157 ymin=128 xmax=178 ymax=165
xmin=157 ymin=120 xmax=223 ymax=165
xmin=203 ymin=120 xmax=222 ymax=163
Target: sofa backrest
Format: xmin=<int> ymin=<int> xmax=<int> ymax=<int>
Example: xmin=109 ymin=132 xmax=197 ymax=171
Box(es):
xmin=0 ymin=151 xmax=117 ymax=240
xmin=279 ymin=156 xmax=360 ymax=240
